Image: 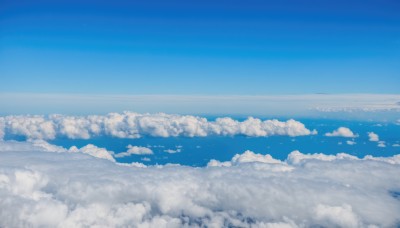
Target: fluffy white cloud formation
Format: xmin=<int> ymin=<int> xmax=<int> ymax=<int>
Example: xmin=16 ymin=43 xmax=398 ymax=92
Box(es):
xmin=0 ymin=112 xmax=316 ymax=140
xmin=368 ymin=132 xmax=380 ymax=142
xmin=378 ymin=141 xmax=386 ymax=148
xmin=325 ymin=127 xmax=356 ymax=138
xmin=1 ymin=141 xmax=400 ymax=227
xmin=115 ymin=145 xmax=153 ymax=157
xmin=0 ymin=140 xmax=115 ymax=162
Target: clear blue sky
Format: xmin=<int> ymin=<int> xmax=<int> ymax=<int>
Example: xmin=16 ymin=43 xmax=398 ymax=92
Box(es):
xmin=1 ymin=0 xmax=399 ymax=95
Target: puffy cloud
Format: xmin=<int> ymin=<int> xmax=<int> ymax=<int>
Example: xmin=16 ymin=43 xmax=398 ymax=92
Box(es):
xmin=393 ymin=144 xmax=400 ymax=147
xmin=2 ymin=115 xmax=56 ymax=140
xmin=325 ymin=127 xmax=356 ymax=138
xmin=1 ymin=141 xmax=400 ymax=227
xmin=346 ymin=140 xmax=356 ymax=145
xmin=69 ymin=144 xmax=116 ymax=162
xmin=0 ymin=112 xmax=316 ymax=140
xmin=115 ymin=145 xmax=153 ymax=157
xmin=368 ymin=132 xmax=380 ymax=142
xmin=378 ymin=141 xmax=386 ymax=148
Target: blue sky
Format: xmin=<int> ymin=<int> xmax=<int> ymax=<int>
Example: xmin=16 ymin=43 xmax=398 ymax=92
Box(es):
xmin=1 ymin=0 xmax=399 ymax=95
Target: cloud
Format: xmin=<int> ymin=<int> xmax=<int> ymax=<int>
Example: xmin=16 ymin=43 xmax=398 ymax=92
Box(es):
xmin=0 ymin=140 xmax=115 ymax=162
xmin=69 ymin=144 xmax=116 ymax=162
xmin=1 ymin=141 xmax=400 ymax=227
xmin=115 ymin=145 xmax=153 ymax=157
xmin=325 ymin=127 xmax=356 ymax=138
xmin=378 ymin=141 xmax=386 ymax=148
xmin=0 ymin=112 xmax=316 ymax=140
xmin=163 ymin=146 xmax=183 ymax=154
xmin=346 ymin=140 xmax=356 ymax=145
xmin=163 ymin=149 xmax=181 ymax=154
xmin=368 ymin=132 xmax=380 ymax=142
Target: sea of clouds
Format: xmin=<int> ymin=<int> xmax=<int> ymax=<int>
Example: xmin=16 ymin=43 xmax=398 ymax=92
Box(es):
xmin=1 ymin=139 xmax=400 ymax=227
xmin=0 ymin=112 xmax=316 ymax=140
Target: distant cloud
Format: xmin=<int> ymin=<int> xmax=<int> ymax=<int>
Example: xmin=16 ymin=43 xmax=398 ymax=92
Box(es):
xmin=377 ymin=141 xmax=386 ymax=148
xmin=163 ymin=149 xmax=181 ymax=154
xmin=208 ymin=150 xmax=283 ymax=167
xmin=368 ymin=132 xmax=380 ymax=142
xmin=325 ymin=127 xmax=356 ymax=138
xmin=1 ymin=140 xmax=400 ymax=227
xmin=0 ymin=112 xmax=316 ymax=140
xmin=346 ymin=140 xmax=356 ymax=145
xmin=0 ymin=140 xmax=115 ymax=162
xmin=114 ymin=145 xmax=153 ymax=157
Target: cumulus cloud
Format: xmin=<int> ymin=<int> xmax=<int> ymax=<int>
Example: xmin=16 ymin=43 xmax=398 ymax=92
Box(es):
xmin=346 ymin=140 xmax=356 ymax=145
xmin=208 ymin=150 xmax=283 ymax=167
xmin=368 ymin=132 xmax=380 ymax=142
xmin=1 ymin=141 xmax=400 ymax=227
xmin=115 ymin=145 xmax=153 ymax=157
xmin=0 ymin=112 xmax=316 ymax=140
xmin=325 ymin=127 xmax=356 ymax=138
xmin=378 ymin=141 xmax=386 ymax=148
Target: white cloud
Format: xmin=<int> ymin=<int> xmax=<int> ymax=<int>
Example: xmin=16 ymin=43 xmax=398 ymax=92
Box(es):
xmin=368 ymin=132 xmax=380 ymax=142
xmin=0 ymin=140 xmax=115 ymax=162
xmin=393 ymin=144 xmax=400 ymax=147
xmin=325 ymin=127 xmax=356 ymax=138
xmin=0 ymin=112 xmax=316 ymax=140
xmin=163 ymin=149 xmax=181 ymax=154
xmin=346 ymin=140 xmax=356 ymax=145
xmin=115 ymin=145 xmax=153 ymax=157
xmin=378 ymin=141 xmax=386 ymax=148
xmin=1 ymin=141 xmax=400 ymax=227
xmin=69 ymin=144 xmax=116 ymax=162
xmin=163 ymin=146 xmax=183 ymax=154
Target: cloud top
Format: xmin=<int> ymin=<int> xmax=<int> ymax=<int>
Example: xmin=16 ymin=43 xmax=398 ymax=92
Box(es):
xmin=325 ymin=127 xmax=356 ymax=138
xmin=115 ymin=145 xmax=153 ymax=157
xmin=1 ymin=140 xmax=400 ymax=227
xmin=0 ymin=112 xmax=316 ymax=140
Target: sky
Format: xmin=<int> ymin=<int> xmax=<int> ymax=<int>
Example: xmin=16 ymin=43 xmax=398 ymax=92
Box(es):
xmin=1 ymin=0 xmax=400 ymax=95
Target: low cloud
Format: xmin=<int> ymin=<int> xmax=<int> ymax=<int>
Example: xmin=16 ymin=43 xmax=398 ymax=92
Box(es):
xmin=346 ymin=140 xmax=356 ymax=145
xmin=0 ymin=112 xmax=316 ymax=140
xmin=114 ymin=145 xmax=153 ymax=158
xmin=1 ymin=140 xmax=400 ymax=227
xmin=325 ymin=127 xmax=356 ymax=138
xmin=368 ymin=132 xmax=380 ymax=142
xmin=378 ymin=141 xmax=386 ymax=148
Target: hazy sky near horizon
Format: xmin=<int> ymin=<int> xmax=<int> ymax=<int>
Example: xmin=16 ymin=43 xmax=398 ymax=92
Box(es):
xmin=1 ymin=0 xmax=400 ymax=95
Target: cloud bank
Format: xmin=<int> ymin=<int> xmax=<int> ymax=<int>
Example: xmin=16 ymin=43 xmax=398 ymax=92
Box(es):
xmin=0 ymin=112 xmax=316 ymax=140
xmin=1 ymin=140 xmax=399 ymax=227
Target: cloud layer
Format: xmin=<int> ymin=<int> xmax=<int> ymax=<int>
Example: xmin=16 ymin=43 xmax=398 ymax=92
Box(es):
xmin=1 ymin=140 xmax=400 ymax=227
xmin=0 ymin=112 xmax=316 ymax=140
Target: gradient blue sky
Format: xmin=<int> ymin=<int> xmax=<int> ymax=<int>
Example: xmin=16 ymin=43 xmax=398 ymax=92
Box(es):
xmin=1 ymin=0 xmax=399 ymax=95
